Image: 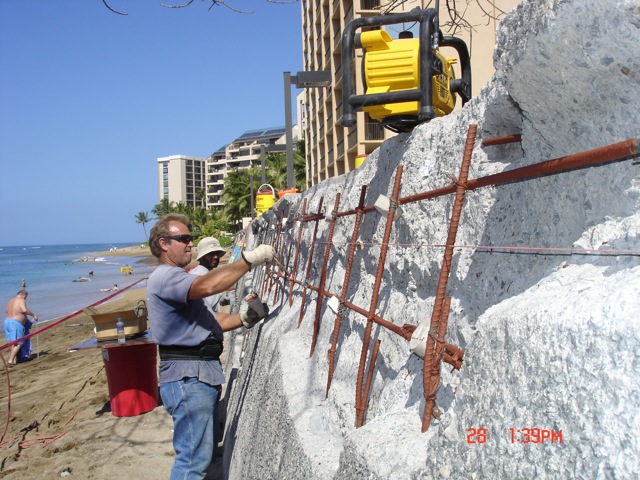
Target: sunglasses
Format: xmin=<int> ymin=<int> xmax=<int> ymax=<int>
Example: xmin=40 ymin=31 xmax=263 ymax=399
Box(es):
xmin=163 ymin=234 xmax=194 ymax=244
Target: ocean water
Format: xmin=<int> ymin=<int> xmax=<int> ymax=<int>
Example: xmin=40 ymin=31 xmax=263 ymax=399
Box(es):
xmin=0 ymin=243 xmax=156 ymax=322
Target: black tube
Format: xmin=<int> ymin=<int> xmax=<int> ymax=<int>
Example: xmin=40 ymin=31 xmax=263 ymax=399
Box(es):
xmin=341 ymin=8 xmax=438 ymax=127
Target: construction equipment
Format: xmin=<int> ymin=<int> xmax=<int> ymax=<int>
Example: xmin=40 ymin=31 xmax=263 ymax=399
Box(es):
xmin=341 ymin=6 xmax=471 ymax=133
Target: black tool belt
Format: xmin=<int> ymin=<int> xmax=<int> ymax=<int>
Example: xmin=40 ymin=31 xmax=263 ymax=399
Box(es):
xmin=158 ymin=336 xmax=223 ymax=361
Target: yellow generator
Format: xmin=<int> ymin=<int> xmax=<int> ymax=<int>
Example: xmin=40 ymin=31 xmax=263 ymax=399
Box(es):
xmin=341 ymin=7 xmax=471 ymax=133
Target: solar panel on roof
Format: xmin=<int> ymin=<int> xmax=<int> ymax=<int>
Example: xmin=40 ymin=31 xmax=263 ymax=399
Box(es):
xmin=262 ymin=128 xmax=286 ymax=136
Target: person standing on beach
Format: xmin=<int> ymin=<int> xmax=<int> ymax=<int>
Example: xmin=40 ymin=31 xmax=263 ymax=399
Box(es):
xmin=147 ymin=214 xmax=274 ymax=480
xmin=4 ymin=290 xmax=38 ymax=365
xmin=190 ymin=237 xmax=227 ymax=315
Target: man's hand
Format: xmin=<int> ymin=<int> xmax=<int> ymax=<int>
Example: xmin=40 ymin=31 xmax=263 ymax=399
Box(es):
xmin=239 ymin=292 xmax=269 ymax=329
xmin=241 ymin=245 xmax=276 ymax=268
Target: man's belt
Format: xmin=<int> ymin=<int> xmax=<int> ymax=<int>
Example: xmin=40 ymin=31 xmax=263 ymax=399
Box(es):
xmin=158 ymin=336 xmax=223 ymax=361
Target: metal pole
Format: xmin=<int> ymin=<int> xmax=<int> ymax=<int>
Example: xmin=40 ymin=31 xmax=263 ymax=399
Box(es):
xmin=250 ymin=177 xmax=254 ymax=219
xmin=260 ymin=145 xmax=266 ymax=184
xmin=284 ymin=71 xmax=295 ymax=189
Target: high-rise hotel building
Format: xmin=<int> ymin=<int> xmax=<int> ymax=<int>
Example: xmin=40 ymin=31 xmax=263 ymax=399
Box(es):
xmin=299 ymin=0 xmax=520 ymax=187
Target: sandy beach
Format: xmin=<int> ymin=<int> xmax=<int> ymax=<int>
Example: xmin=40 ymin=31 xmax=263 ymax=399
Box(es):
xmin=0 ymin=244 xmax=237 ymax=478
xmin=1 ymin=248 xmax=171 ymax=479
xmin=0 ymin=284 xmax=178 ymax=479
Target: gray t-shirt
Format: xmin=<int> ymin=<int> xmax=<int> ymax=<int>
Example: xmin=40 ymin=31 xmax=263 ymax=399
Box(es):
xmin=189 ymin=264 xmax=221 ymax=314
xmin=147 ymin=264 xmax=225 ymax=387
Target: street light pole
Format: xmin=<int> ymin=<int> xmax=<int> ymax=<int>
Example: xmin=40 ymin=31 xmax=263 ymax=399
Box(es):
xmin=284 ymin=71 xmax=295 ymax=189
xmin=260 ymin=145 xmax=267 ymax=184
xmin=283 ymin=70 xmax=332 ymax=192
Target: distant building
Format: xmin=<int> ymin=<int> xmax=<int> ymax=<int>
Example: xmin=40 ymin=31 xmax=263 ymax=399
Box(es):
xmin=300 ymin=0 xmax=521 ymax=187
xmin=157 ymin=155 xmax=206 ymax=208
xmin=205 ymin=126 xmax=295 ymax=208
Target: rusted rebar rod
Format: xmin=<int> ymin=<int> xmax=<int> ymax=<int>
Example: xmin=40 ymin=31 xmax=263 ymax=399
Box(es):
xmin=400 ymin=138 xmax=639 ymax=206
xmin=356 ymin=165 xmax=404 ymax=428
xmin=297 ymin=197 xmax=324 ymax=328
xmin=278 ymin=237 xmax=295 ymax=306
xmin=269 ymin=211 xmax=285 ymax=303
xmin=481 ymin=134 xmax=522 ymax=146
xmin=288 ymin=198 xmax=308 ymax=307
xmin=422 ymin=124 xmax=477 ymax=433
xmin=356 ymin=339 xmax=381 ymax=425
xmin=259 ymin=218 xmax=276 ymax=298
xmin=326 ymin=185 xmax=368 ymax=397
xmin=274 ymin=272 xmax=463 ymax=369
xmin=310 ymin=194 xmax=342 ymax=357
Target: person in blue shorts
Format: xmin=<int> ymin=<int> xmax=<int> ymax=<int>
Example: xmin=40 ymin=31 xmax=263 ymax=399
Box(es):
xmin=4 ymin=290 xmax=38 ymax=365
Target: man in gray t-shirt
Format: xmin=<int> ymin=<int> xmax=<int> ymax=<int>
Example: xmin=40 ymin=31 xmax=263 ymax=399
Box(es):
xmin=147 ymin=214 xmax=274 ymax=480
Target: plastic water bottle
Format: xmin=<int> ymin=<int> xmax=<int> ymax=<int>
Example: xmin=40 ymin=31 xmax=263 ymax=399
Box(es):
xmin=116 ymin=317 xmax=126 ymax=344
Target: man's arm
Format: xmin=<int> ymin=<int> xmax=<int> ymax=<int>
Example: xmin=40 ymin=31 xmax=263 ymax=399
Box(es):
xmin=19 ymin=299 xmax=38 ymax=320
xmin=188 ymin=260 xmax=250 ymax=300
xmin=187 ymin=245 xmax=275 ymax=301
xmin=215 ymin=312 xmax=243 ymax=332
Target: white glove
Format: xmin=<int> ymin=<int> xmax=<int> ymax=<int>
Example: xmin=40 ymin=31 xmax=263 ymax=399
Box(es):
xmin=242 ymin=245 xmax=275 ymax=268
xmin=239 ymin=292 xmax=269 ymax=329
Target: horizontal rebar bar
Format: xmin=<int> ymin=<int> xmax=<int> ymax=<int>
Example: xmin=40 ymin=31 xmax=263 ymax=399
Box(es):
xmin=400 ymin=138 xmax=639 ymax=206
xmin=481 ymin=134 xmax=522 ymax=146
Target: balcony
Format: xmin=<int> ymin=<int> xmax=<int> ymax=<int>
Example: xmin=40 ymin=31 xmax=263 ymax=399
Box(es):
xmin=348 ymin=127 xmax=358 ymax=150
xmin=364 ymin=122 xmax=385 ymax=141
xmin=361 ymin=0 xmax=381 ymax=10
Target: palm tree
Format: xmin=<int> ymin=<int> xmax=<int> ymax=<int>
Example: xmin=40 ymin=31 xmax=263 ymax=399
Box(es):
xmin=191 ymin=206 xmax=209 ymax=233
xmin=266 ymin=153 xmax=287 ymax=190
xmin=152 ymin=198 xmax=174 ymax=218
xmin=134 ymin=212 xmax=151 ymax=240
xmin=195 ymin=188 xmax=207 ymax=208
xmin=222 ymin=170 xmax=253 ymax=225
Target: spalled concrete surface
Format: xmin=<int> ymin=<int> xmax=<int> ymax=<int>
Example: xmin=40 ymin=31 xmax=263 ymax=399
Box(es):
xmin=222 ymin=1 xmax=640 ymax=478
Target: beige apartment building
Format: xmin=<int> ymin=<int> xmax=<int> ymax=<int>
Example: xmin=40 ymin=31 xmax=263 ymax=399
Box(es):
xmin=206 ymin=127 xmax=291 ymax=208
xmin=300 ymin=0 xmax=521 ymax=187
xmin=157 ymin=155 xmax=207 ymax=208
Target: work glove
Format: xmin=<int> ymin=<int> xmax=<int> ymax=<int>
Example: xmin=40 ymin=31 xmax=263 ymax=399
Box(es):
xmin=241 ymin=245 xmax=275 ymax=268
xmin=239 ymin=291 xmax=269 ymax=329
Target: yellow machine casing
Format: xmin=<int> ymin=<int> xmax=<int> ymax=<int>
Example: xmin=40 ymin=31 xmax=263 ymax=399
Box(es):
xmin=361 ymin=30 xmax=457 ymax=121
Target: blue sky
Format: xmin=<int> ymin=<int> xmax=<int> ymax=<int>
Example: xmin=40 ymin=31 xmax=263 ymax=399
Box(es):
xmin=0 ymin=0 xmax=302 ymax=246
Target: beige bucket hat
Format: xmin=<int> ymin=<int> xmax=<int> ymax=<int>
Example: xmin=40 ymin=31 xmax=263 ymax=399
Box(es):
xmin=196 ymin=237 xmax=226 ymax=260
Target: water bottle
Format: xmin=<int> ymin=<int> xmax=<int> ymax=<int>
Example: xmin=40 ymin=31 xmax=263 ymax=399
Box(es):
xmin=116 ymin=317 xmax=126 ymax=344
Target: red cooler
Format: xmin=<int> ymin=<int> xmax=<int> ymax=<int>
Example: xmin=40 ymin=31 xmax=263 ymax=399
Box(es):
xmin=102 ymin=342 xmax=159 ymax=417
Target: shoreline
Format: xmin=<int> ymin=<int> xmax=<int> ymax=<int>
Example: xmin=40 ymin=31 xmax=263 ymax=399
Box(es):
xmin=0 ymin=283 xmax=175 ymax=478
xmin=0 ymin=242 xmax=238 ymax=476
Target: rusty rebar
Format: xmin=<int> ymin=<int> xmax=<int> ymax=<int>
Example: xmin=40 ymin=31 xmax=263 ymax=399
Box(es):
xmin=355 ymin=339 xmax=381 ymax=426
xmin=297 ymin=197 xmax=324 ymax=328
xmin=270 ymin=211 xmax=285 ymax=302
xmin=356 ymin=165 xmax=403 ymax=428
xmin=326 ymin=186 xmax=368 ymax=397
xmin=259 ymin=217 xmax=277 ymax=299
xmin=400 ymin=138 xmax=639 ymax=206
xmin=288 ymin=198 xmax=307 ymax=307
xmin=278 ymin=237 xmax=294 ymax=306
xmin=422 ymin=124 xmax=477 ymax=433
xmin=310 ymin=194 xmax=342 ymax=357
xmin=481 ymin=134 xmax=521 ymax=147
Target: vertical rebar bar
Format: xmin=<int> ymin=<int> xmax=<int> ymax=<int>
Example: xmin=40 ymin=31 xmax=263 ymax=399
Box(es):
xmin=288 ymin=198 xmax=307 ymax=307
xmin=310 ymin=194 xmax=342 ymax=357
xmin=270 ymin=211 xmax=285 ymax=302
xmin=356 ymin=165 xmax=403 ymax=427
xmin=356 ymin=339 xmax=381 ymax=426
xmin=422 ymin=124 xmax=476 ymax=433
xmin=326 ymin=185 xmax=367 ymax=397
xmin=297 ymin=197 xmax=324 ymax=328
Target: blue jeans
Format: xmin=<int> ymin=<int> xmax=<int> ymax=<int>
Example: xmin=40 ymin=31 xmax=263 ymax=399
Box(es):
xmin=160 ymin=377 xmax=222 ymax=480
